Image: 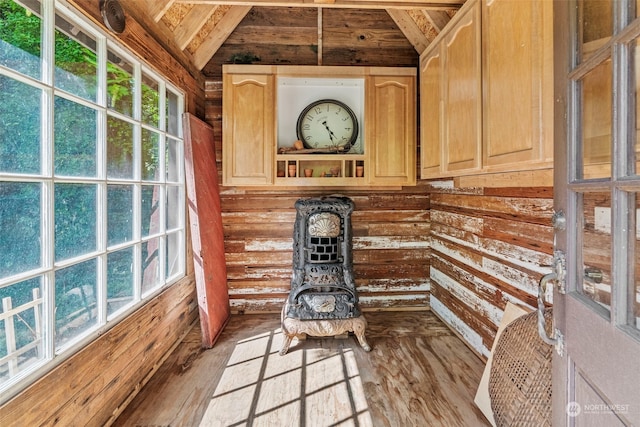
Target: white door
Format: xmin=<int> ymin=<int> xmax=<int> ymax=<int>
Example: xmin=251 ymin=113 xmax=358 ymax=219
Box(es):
xmin=551 ymin=1 xmax=640 ymax=425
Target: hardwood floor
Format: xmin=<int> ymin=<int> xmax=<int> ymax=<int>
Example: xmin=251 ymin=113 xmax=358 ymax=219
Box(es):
xmin=114 ymin=311 xmax=491 ymax=426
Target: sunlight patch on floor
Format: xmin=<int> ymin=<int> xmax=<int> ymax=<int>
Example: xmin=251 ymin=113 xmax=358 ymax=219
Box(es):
xmin=199 ymin=328 xmax=373 ymax=426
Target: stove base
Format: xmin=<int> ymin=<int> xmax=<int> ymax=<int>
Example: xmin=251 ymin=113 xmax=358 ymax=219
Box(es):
xmin=280 ymin=309 xmax=371 ymax=355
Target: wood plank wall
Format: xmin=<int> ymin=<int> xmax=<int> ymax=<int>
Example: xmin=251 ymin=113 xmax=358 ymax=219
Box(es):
xmin=428 ymin=184 xmax=554 ymax=358
xmin=205 ymin=81 xmax=431 ymax=314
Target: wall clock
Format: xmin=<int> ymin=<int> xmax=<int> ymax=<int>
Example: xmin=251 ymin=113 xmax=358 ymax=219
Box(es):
xmin=296 ymin=99 xmax=359 ymax=151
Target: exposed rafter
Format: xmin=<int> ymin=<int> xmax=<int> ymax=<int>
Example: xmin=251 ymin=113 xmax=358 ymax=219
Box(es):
xmin=127 ymin=0 xmax=461 ymax=74
xmin=172 ymin=0 xmax=463 ymax=8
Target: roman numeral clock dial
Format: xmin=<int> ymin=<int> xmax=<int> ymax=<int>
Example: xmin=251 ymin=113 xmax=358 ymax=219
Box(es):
xmin=296 ymin=99 xmax=359 ymax=151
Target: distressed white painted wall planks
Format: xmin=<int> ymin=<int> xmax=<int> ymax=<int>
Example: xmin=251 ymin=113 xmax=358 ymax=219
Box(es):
xmin=429 ymin=185 xmax=554 ymax=358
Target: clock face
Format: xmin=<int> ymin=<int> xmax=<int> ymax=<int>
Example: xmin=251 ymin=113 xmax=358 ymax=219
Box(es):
xmin=296 ymin=99 xmax=358 ymax=150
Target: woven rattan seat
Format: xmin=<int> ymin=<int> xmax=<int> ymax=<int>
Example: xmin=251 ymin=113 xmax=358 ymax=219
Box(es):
xmin=489 ymin=309 xmax=553 ymax=427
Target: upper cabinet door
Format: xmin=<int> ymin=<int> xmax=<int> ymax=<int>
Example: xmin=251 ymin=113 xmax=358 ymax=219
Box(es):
xmin=420 ymin=48 xmax=442 ymax=179
xmin=366 ymin=72 xmax=417 ymax=186
xmin=443 ymin=0 xmax=482 ymax=173
xmin=222 ymin=72 xmax=275 ymax=186
xmin=482 ymin=0 xmax=553 ymax=168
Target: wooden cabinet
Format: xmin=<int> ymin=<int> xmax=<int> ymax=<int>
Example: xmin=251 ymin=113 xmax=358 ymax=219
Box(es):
xmin=223 ymin=65 xmax=416 ymax=188
xmin=482 ymin=0 xmax=553 ymax=169
xmin=420 ymin=0 xmax=481 ymax=179
xmin=443 ymin=1 xmax=482 ymax=173
xmin=366 ymin=71 xmax=416 ymax=186
xmin=222 ymin=69 xmax=275 ymax=186
xmin=420 ymin=48 xmax=442 ymax=177
xmin=419 ymin=0 xmax=553 ymax=182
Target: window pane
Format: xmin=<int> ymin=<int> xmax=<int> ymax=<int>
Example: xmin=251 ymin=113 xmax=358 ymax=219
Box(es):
xmin=0 ymin=0 xmax=42 ymax=79
xmin=54 ymin=183 xmax=96 ymax=261
xmin=54 ymin=96 xmax=97 ymax=177
xmin=55 ymin=259 xmax=97 ymax=349
xmin=580 ymin=192 xmax=612 ymax=315
xmin=166 ymin=232 xmax=182 ymax=279
xmin=141 ymin=184 xmax=161 ymax=237
xmin=107 ymin=48 xmax=134 ymax=116
xmin=0 ymin=182 xmax=41 ymax=279
xmin=107 ymin=184 xmax=134 ymax=246
xmin=107 ymin=247 xmax=134 ymax=317
xmin=54 ymin=13 xmax=97 ymax=101
xmin=141 ymin=72 xmax=159 ymax=128
xmin=107 ymin=115 xmax=135 ymax=180
xmin=166 ymin=89 xmax=180 ymax=136
xmin=166 ymin=137 xmax=181 ymax=183
xmin=0 ymin=76 xmax=42 ymax=174
xmin=0 ymin=277 xmax=45 ymax=383
xmin=580 ymin=0 xmax=613 ymax=61
xmin=141 ymin=238 xmax=162 ymax=294
xmin=141 ymin=128 xmax=160 ymax=181
xmin=581 ymin=58 xmax=612 ymax=179
xmin=166 ymin=185 xmax=181 ymax=231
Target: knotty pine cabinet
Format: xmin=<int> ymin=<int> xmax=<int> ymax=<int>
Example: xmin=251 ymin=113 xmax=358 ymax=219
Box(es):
xmin=222 ymin=69 xmax=274 ymax=186
xmin=222 ymin=65 xmax=416 ymax=188
xmin=420 ymin=0 xmax=482 ymax=178
xmin=420 ymin=0 xmax=553 ymax=181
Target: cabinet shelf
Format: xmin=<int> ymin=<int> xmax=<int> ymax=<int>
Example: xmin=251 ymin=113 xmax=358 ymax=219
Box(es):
xmin=276 ymin=154 xmax=365 ymax=184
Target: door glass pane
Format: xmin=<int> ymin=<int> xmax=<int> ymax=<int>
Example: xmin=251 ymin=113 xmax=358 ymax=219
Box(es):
xmin=580 ymin=0 xmax=613 ymax=61
xmin=634 ymin=39 xmax=640 ymax=176
xmin=0 ymin=0 xmax=42 ymax=79
xmin=54 ymin=13 xmax=97 ymax=102
xmin=581 ymin=192 xmax=612 ymax=315
xmin=581 ymin=58 xmax=612 ymax=179
xmin=0 ymin=76 xmax=42 ymax=175
xmin=632 ymin=193 xmax=640 ymax=329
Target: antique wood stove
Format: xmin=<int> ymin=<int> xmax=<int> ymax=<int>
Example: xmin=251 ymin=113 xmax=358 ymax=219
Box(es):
xmin=280 ymin=196 xmax=370 ymax=355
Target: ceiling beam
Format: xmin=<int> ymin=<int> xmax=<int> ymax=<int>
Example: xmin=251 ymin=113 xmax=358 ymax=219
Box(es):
xmin=146 ymin=0 xmax=176 ymax=22
xmin=192 ymin=6 xmax=253 ymax=69
xmin=423 ymin=9 xmax=450 ymax=31
xmin=386 ymin=9 xmax=429 ymax=54
xmin=173 ymin=0 xmax=464 ymax=10
xmin=175 ymin=4 xmax=218 ymax=49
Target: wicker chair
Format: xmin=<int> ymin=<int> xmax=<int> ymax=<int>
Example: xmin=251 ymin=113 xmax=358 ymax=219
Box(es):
xmin=488 ymin=309 xmax=553 ymax=426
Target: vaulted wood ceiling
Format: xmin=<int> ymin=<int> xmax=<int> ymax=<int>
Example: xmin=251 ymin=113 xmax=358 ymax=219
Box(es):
xmin=123 ymin=0 xmax=463 ymax=78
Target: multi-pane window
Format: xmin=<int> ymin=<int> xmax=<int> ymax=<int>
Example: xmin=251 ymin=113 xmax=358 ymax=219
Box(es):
xmin=0 ymin=0 xmax=186 ymax=401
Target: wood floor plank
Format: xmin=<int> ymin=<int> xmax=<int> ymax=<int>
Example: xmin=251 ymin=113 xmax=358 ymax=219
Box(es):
xmin=114 ymin=311 xmax=490 ymax=427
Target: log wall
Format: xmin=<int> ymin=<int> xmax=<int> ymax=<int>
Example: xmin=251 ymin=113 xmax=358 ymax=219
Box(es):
xmin=428 ymin=184 xmax=554 ymax=358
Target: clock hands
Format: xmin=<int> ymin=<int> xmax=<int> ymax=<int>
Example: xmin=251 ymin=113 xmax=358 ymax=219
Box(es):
xmin=322 ymin=121 xmax=338 ymax=143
